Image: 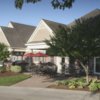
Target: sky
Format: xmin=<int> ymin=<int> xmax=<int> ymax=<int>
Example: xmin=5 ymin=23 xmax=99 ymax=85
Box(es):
xmin=0 ymin=0 xmax=100 ymax=26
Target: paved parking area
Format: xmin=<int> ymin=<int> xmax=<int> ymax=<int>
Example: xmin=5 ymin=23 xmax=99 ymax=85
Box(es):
xmin=1 ymin=75 xmax=100 ymax=100
xmin=0 ymin=86 xmax=100 ymax=100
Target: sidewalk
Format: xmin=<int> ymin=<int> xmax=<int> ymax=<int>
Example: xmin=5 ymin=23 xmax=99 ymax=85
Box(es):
xmin=12 ymin=75 xmax=56 ymax=88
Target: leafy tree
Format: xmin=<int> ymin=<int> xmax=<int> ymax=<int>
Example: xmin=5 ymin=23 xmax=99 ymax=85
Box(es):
xmin=15 ymin=0 xmax=75 ymax=9
xmin=46 ymin=26 xmax=71 ymax=56
xmin=45 ymin=26 xmax=73 ymax=74
xmin=46 ymin=15 xmax=100 ymax=83
xmin=0 ymin=43 xmax=9 ymax=61
xmin=69 ymin=15 xmax=100 ymax=83
xmin=70 ymin=16 xmax=100 ymax=59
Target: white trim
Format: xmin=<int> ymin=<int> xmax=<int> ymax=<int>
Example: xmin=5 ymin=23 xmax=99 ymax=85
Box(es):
xmin=7 ymin=22 xmax=14 ymax=28
xmin=27 ymin=20 xmax=54 ymax=43
xmin=94 ymin=57 xmax=100 ymax=75
xmin=26 ymin=42 xmax=49 ymax=50
xmin=26 ymin=42 xmax=45 ymax=46
xmin=42 ymin=20 xmax=53 ymax=34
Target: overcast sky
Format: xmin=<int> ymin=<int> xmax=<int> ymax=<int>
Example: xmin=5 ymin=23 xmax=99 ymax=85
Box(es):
xmin=0 ymin=0 xmax=100 ymax=26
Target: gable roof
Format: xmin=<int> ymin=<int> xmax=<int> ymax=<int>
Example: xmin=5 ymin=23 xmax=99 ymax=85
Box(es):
xmin=68 ymin=9 xmax=100 ymax=26
xmin=1 ymin=26 xmax=22 ymax=48
xmin=27 ymin=9 xmax=100 ymax=44
xmin=81 ymin=9 xmax=100 ymax=19
xmin=1 ymin=22 xmax=36 ymax=48
xmin=43 ymin=19 xmax=67 ymax=32
xmin=27 ymin=19 xmax=67 ymax=43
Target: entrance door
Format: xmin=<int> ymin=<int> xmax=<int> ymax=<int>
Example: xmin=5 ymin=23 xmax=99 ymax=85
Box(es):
xmin=94 ymin=57 xmax=100 ymax=75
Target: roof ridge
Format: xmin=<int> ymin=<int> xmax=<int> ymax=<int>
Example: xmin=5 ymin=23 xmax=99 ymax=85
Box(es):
xmin=80 ymin=8 xmax=100 ymax=19
xmin=42 ymin=19 xmax=66 ymax=26
xmin=10 ymin=21 xmax=36 ymax=28
xmin=67 ymin=8 xmax=100 ymax=27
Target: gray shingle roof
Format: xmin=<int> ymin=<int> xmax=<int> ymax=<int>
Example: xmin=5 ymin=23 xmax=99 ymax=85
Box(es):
xmin=68 ymin=9 xmax=100 ymax=26
xmin=1 ymin=22 xmax=35 ymax=48
xmin=27 ymin=9 xmax=100 ymax=44
xmin=81 ymin=9 xmax=100 ymax=19
xmin=42 ymin=9 xmax=100 ymax=31
xmin=43 ymin=19 xmax=67 ymax=32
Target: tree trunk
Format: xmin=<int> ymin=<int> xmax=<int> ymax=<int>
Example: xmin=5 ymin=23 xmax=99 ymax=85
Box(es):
xmin=80 ymin=61 xmax=89 ymax=84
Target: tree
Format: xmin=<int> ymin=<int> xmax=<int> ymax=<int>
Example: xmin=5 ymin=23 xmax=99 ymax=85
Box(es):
xmin=70 ymin=16 xmax=100 ymax=59
xmin=69 ymin=15 xmax=100 ymax=83
xmin=15 ymin=0 xmax=75 ymax=10
xmin=0 ymin=43 xmax=9 ymax=61
xmin=45 ymin=15 xmax=100 ymax=83
xmin=45 ymin=26 xmax=71 ymax=56
xmin=45 ymin=26 xmax=73 ymax=74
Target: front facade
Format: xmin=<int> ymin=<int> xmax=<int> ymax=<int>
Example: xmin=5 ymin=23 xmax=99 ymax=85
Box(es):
xmin=0 ymin=9 xmax=100 ymax=74
xmin=26 ymin=9 xmax=100 ymax=74
xmin=26 ymin=19 xmax=69 ymax=73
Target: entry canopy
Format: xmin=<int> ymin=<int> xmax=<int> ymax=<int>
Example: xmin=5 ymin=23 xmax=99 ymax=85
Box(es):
xmin=24 ymin=53 xmax=34 ymax=57
xmin=24 ymin=52 xmax=48 ymax=57
xmin=34 ymin=52 xmax=48 ymax=57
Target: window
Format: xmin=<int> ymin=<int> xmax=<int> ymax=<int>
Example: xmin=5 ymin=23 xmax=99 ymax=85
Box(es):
xmin=94 ymin=57 xmax=100 ymax=74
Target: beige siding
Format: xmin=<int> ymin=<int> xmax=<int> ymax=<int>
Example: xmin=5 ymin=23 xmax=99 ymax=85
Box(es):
xmin=32 ymin=28 xmax=52 ymax=42
xmin=0 ymin=27 xmax=10 ymax=46
xmin=28 ymin=20 xmax=53 ymax=43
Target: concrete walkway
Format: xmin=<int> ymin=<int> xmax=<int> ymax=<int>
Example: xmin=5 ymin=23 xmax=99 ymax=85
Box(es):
xmin=12 ymin=75 xmax=56 ymax=88
xmin=0 ymin=86 xmax=100 ymax=100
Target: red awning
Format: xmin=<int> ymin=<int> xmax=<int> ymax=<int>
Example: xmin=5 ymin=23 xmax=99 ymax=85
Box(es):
xmin=24 ymin=53 xmax=34 ymax=57
xmin=34 ymin=52 xmax=48 ymax=57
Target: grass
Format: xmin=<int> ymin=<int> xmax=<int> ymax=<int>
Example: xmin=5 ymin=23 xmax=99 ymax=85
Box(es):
xmin=0 ymin=74 xmax=31 ymax=86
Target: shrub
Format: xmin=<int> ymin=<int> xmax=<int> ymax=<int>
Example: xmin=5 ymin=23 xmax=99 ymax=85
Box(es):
xmin=6 ymin=66 xmax=11 ymax=72
xmin=57 ymin=80 xmax=69 ymax=86
xmin=68 ymin=85 xmax=76 ymax=89
xmin=0 ymin=67 xmax=6 ymax=73
xmin=10 ymin=65 xmax=22 ymax=73
xmin=88 ymin=79 xmax=99 ymax=92
xmin=97 ymin=83 xmax=100 ymax=89
xmin=68 ymin=80 xmax=77 ymax=89
xmin=75 ymin=78 xmax=86 ymax=89
xmin=77 ymin=81 xmax=85 ymax=89
xmin=57 ymin=78 xmax=100 ymax=92
xmin=57 ymin=78 xmax=86 ymax=89
xmin=57 ymin=81 xmax=63 ymax=86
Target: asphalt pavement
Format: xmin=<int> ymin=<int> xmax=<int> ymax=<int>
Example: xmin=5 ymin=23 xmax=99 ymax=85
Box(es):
xmin=0 ymin=86 xmax=100 ymax=100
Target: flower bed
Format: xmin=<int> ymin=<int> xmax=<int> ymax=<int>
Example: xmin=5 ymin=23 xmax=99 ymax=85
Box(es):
xmin=48 ymin=78 xmax=100 ymax=92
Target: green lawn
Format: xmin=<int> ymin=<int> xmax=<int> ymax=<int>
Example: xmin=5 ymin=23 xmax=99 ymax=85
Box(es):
xmin=0 ymin=74 xmax=31 ymax=86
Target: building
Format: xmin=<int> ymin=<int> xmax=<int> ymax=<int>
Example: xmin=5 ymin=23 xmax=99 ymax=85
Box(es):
xmin=0 ymin=22 xmax=35 ymax=61
xmin=26 ymin=9 xmax=100 ymax=74
xmin=0 ymin=9 xmax=100 ymax=74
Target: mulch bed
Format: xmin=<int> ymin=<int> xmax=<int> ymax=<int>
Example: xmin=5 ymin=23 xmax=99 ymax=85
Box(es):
xmin=47 ymin=84 xmax=100 ymax=93
xmin=48 ymin=84 xmax=88 ymax=91
xmin=0 ymin=72 xmax=19 ymax=77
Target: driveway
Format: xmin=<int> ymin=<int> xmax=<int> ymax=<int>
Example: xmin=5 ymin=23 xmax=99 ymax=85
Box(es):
xmin=0 ymin=86 xmax=100 ymax=100
xmin=12 ymin=75 xmax=56 ymax=88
